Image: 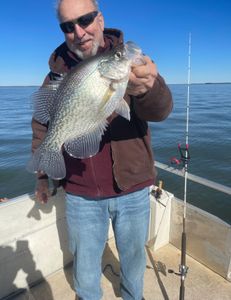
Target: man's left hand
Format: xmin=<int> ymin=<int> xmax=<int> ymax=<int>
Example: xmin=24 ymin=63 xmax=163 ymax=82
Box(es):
xmin=127 ymin=56 xmax=158 ymax=96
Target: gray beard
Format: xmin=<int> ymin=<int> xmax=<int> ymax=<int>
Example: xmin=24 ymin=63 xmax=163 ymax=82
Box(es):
xmin=73 ymin=40 xmax=100 ymax=60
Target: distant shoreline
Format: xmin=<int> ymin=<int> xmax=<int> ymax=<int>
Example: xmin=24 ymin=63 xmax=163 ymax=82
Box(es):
xmin=0 ymin=82 xmax=231 ymax=87
xmin=203 ymin=82 xmax=231 ymax=85
xmin=0 ymin=85 xmax=39 ymax=88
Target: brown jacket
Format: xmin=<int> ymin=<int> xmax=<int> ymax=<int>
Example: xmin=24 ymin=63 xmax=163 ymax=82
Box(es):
xmin=31 ymin=29 xmax=173 ymax=197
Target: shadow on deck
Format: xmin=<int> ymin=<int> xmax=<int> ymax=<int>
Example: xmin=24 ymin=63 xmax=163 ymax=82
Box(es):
xmin=7 ymin=238 xmax=231 ymax=300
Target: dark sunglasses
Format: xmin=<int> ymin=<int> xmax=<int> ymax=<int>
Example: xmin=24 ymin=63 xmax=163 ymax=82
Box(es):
xmin=60 ymin=11 xmax=98 ymax=33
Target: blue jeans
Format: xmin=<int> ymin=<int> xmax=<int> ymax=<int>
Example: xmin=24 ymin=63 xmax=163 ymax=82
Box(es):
xmin=65 ymin=187 xmax=150 ymax=300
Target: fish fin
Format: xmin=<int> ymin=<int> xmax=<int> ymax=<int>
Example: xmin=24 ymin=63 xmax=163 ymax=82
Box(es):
xmin=64 ymin=120 xmax=108 ymax=158
xmin=97 ymin=86 xmax=116 ymax=116
xmin=31 ymin=77 xmax=64 ymax=124
xmin=27 ymin=147 xmax=66 ymax=180
xmin=101 ymin=86 xmax=115 ymax=106
xmin=115 ymin=98 xmax=130 ymax=120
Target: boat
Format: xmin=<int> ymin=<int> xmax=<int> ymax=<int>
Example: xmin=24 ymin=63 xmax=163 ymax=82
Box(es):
xmin=0 ymin=162 xmax=231 ymax=299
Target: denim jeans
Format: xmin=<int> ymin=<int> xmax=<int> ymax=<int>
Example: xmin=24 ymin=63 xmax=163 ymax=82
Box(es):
xmin=65 ymin=187 xmax=150 ymax=300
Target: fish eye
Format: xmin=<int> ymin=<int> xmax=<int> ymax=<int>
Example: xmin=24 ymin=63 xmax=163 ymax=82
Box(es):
xmin=115 ymin=51 xmax=122 ymax=60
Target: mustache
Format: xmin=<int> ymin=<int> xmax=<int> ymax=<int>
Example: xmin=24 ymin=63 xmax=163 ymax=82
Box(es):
xmin=78 ymin=40 xmax=91 ymax=45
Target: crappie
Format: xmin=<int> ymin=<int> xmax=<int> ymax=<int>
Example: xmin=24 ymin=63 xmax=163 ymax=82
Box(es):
xmin=27 ymin=41 xmax=143 ymax=179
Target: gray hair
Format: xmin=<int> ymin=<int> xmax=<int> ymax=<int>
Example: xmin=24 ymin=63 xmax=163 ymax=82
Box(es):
xmin=55 ymin=0 xmax=99 ymax=21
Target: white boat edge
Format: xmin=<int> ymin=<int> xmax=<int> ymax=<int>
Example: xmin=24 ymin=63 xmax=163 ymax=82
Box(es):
xmin=0 ymin=185 xmax=231 ymax=299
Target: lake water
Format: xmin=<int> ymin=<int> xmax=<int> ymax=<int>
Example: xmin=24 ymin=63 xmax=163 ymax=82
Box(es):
xmin=0 ymin=84 xmax=230 ymax=223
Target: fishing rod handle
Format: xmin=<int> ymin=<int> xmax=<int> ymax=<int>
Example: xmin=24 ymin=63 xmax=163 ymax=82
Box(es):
xmin=179 ymin=284 xmax=185 ymax=300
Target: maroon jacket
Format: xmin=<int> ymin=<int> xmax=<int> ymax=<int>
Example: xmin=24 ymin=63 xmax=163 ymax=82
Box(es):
xmin=32 ymin=28 xmax=173 ymax=198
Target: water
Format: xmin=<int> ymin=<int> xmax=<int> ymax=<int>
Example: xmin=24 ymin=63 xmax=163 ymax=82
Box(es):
xmin=0 ymin=87 xmax=36 ymax=198
xmin=0 ymin=84 xmax=230 ymax=223
xmin=151 ymin=83 xmax=231 ymax=224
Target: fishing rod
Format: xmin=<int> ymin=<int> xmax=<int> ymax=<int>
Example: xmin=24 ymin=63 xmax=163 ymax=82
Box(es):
xmin=178 ymin=32 xmax=191 ymax=300
xmin=170 ymin=33 xmax=191 ymax=299
xmin=153 ymin=34 xmax=191 ymax=298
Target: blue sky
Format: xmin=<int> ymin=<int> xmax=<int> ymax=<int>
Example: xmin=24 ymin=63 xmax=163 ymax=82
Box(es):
xmin=0 ymin=0 xmax=230 ymax=85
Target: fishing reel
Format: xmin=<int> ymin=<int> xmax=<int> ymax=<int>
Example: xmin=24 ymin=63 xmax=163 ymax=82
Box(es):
xmin=151 ymin=180 xmax=163 ymax=200
xmin=171 ymin=143 xmax=190 ymax=168
xmin=168 ymin=264 xmax=188 ymax=278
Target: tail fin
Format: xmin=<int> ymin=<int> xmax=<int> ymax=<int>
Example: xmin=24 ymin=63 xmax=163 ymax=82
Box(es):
xmin=27 ymin=147 xmax=66 ymax=180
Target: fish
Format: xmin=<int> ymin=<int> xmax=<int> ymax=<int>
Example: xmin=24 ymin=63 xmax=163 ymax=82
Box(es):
xmin=27 ymin=41 xmax=143 ymax=180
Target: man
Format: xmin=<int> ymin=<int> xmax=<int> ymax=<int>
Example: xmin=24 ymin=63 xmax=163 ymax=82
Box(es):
xmin=31 ymin=0 xmax=173 ymax=299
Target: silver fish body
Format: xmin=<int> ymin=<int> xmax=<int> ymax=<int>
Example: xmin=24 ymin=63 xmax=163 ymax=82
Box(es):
xmin=27 ymin=42 xmax=143 ymax=179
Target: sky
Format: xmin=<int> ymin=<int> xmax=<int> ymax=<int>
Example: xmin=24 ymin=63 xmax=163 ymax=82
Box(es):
xmin=0 ymin=0 xmax=230 ymax=85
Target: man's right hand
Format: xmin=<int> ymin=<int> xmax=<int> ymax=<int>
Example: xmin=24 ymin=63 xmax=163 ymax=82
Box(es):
xmin=35 ymin=178 xmax=51 ymax=204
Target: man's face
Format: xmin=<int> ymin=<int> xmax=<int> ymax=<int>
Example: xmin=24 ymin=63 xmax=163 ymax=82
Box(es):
xmin=59 ymin=0 xmax=105 ymax=59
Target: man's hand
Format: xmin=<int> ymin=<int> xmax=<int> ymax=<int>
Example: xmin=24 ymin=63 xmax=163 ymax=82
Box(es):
xmin=127 ymin=56 xmax=158 ymax=96
xmin=0 ymin=198 xmax=8 ymax=203
xmin=49 ymin=53 xmax=69 ymax=74
xmin=35 ymin=178 xmax=51 ymax=204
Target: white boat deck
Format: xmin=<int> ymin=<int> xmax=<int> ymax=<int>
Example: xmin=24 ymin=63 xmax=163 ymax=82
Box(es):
xmin=1 ymin=187 xmax=231 ymax=300
xmin=8 ymin=238 xmax=231 ymax=300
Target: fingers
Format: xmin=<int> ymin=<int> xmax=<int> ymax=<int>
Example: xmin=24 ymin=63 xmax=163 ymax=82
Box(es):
xmin=49 ymin=54 xmax=69 ymax=74
xmin=131 ymin=56 xmax=151 ymax=78
xmin=35 ymin=179 xmax=51 ymax=204
xmin=35 ymin=191 xmax=50 ymax=204
xmin=127 ymin=76 xmax=149 ymax=96
xmin=0 ymin=197 xmax=8 ymax=203
xmin=128 ymin=56 xmax=158 ymax=96
xmin=132 ymin=56 xmax=156 ymax=77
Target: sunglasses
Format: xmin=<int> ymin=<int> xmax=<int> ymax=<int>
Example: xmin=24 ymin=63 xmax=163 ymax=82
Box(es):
xmin=60 ymin=11 xmax=98 ymax=33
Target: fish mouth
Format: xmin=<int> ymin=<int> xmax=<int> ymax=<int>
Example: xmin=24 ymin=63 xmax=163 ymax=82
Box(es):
xmin=125 ymin=41 xmax=141 ymax=54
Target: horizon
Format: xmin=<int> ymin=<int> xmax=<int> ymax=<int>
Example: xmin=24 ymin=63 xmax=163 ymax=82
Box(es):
xmin=1 ymin=82 xmax=231 ymax=88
